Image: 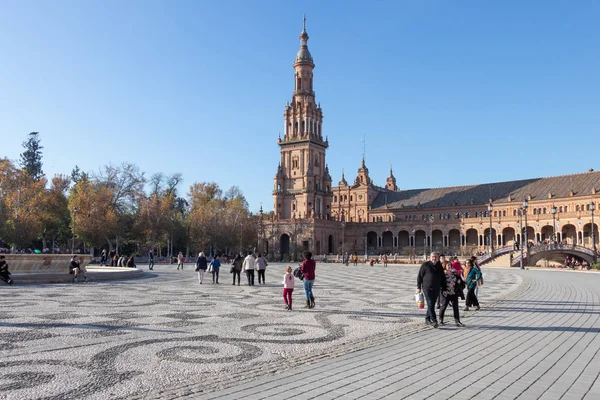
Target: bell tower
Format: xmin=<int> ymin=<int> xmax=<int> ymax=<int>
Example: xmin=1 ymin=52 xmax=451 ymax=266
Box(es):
xmin=273 ymin=16 xmax=332 ymax=220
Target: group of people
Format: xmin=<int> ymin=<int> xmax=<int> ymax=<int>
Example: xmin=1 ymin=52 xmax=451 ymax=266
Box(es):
xmin=100 ymin=249 xmax=137 ymax=268
xmin=416 ymin=253 xmax=483 ymax=328
xmin=193 ymin=252 xmax=269 ymax=286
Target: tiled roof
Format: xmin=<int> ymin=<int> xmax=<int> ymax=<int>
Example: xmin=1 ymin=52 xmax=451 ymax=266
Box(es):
xmin=371 ymin=170 xmax=600 ymax=210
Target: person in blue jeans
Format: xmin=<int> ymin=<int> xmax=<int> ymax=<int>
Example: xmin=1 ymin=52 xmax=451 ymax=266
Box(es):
xmin=210 ymin=255 xmax=221 ymax=284
xmin=300 ymin=251 xmax=316 ymax=308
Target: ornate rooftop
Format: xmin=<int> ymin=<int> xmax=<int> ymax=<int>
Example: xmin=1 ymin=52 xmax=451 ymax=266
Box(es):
xmin=371 ymin=170 xmax=600 ymax=210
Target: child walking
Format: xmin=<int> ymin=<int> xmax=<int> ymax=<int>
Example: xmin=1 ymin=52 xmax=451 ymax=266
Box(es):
xmin=283 ymin=266 xmax=294 ymax=310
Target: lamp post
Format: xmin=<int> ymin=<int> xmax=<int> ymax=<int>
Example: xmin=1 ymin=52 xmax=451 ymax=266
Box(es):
xmin=71 ymin=207 xmax=77 ymax=254
xmin=551 ymin=205 xmax=557 ymax=242
xmin=488 ymin=203 xmax=493 ymax=255
xmin=523 ymin=200 xmax=529 ymax=257
xmin=518 ymin=210 xmax=524 ymax=270
xmin=364 ymin=234 xmax=368 ymax=263
xmin=428 ymin=215 xmax=434 ymax=255
xmin=591 ymin=201 xmax=597 ymax=263
xmin=341 ymin=220 xmax=346 ymax=264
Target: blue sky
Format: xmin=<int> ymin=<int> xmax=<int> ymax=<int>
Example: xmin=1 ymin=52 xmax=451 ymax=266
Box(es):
xmin=1 ymin=0 xmax=599 ymax=213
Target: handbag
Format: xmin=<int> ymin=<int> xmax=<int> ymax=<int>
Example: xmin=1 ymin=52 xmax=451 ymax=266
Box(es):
xmin=415 ymin=292 xmax=424 ymax=309
xmin=230 ymin=266 xmax=234 ymax=273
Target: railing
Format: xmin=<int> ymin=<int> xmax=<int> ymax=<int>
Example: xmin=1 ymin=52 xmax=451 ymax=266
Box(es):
xmin=510 ymin=243 xmax=598 ymax=267
xmin=477 ymin=246 xmax=514 ymax=265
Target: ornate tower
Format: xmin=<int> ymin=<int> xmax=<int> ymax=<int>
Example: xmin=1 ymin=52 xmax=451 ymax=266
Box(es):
xmin=386 ymin=167 xmax=398 ymax=191
xmin=273 ymin=17 xmax=332 ymax=220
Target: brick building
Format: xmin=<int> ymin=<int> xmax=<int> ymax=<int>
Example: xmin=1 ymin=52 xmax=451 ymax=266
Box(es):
xmin=262 ymin=20 xmax=600 ymax=261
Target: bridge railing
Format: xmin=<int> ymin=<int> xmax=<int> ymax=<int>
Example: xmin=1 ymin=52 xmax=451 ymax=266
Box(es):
xmin=477 ymin=246 xmax=514 ymax=265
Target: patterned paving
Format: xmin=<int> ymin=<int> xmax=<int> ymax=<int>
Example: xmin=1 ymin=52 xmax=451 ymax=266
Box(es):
xmin=0 ymin=263 xmax=521 ymax=400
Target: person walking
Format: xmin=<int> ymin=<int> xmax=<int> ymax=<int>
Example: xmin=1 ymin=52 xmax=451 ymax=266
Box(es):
xmin=243 ymin=252 xmax=255 ymax=286
xmin=148 ymin=249 xmax=155 ymax=270
xmin=464 ymin=259 xmax=482 ymax=311
xmin=282 ymin=266 xmax=295 ymax=310
xmin=109 ymin=249 xmax=116 ymax=266
xmin=195 ymin=252 xmax=208 ymax=284
xmin=439 ymin=263 xmax=465 ymax=327
xmin=176 ymin=252 xmax=184 ymax=270
xmin=231 ymin=254 xmax=243 ymax=285
xmin=382 ymin=254 xmax=388 ymax=268
xmin=0 ymin=256 xmax=13 ymax=285
xmin=301 ymin=251 xmax=316 ymax=308
xmin=100 ymin=249 xmax=107 ymax=266
xmin=437 ymin=254 xmax=449 ymax=309
xmin=209 ymin=255 xmax=221 ymax=284
xmin=416 ymin=252 xmax=447 ymax=328
xmin=255 ymin=253 xmax=268 ymax=284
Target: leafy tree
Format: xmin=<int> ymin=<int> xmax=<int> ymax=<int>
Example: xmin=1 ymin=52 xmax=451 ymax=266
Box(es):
xmin=39 ymin=175 xmax=71 ymax=250
xmin=68 ymin=178 xmax=118 ymax=254
xmin=0 ymin=159 xmax=46 ymax=250
xmin=19 ymin=132 xmax=44 ymax=181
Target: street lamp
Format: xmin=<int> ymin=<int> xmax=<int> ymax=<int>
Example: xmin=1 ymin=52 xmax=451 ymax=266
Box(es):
xmin=428 ymin=215 xmax=434 ymax=255
xmin=488 ymin=203 xmax=493 ymax=254
xmin=523 ymin=200 xmax=529 ymax=255
xmin=551 ymin=205 xmax=557 ymax=242
xmin=591 ymin=201 xmax=597 ymax=263
xmin=71 ymin=207 xmax=77 ymax=254
xmin=341 ymin=220 xmax=346 ymax=264
xmin=516 ymin=210 xmax=524 ymax=270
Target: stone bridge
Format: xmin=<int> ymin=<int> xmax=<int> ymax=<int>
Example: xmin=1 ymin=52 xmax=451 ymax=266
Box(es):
xmin=479 ymin=244 xmax=597 ymax=267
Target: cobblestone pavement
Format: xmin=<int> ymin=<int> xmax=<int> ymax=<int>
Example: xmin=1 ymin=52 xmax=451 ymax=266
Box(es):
xmin=0 ymin=262 xmax=523 ymax=399
xmin=189 ymin=269 xmax=600 ymax=400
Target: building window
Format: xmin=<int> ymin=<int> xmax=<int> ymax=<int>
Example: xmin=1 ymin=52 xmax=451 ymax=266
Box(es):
xmin=334 ymin=196 xmax=337 ymax=203
xmin=350 ymin=196 xmax=353 ymax=201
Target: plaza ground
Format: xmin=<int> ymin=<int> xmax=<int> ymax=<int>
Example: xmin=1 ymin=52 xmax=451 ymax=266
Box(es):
xmin=0 ymin=263 xmax=598 ymax=399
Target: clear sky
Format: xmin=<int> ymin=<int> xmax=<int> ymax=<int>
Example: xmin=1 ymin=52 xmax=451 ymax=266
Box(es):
xmin=1 ymin=0 xmax=599 ymax=213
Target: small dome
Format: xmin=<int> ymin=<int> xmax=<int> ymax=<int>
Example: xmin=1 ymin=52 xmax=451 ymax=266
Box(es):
xmin=295 ymin=47 xmax=313 ymax=64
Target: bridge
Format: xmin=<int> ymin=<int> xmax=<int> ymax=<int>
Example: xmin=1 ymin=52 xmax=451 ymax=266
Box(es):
xmin=478 ymin=244 xmax=598 ymax=267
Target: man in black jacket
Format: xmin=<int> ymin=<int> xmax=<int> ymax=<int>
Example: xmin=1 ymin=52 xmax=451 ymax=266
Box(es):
xmin=0 ymin=256 xmax=13 ymax=285
xmin=417 ymin=252 xmax=447 ymax=328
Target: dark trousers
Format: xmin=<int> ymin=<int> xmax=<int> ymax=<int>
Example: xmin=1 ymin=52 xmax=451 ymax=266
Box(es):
xmin=212 ymin=269 xmax=219 ymax=283
xmin=423 ymin=288 xmax=440 ymax=323
xmin=148 ymin=260 xmax=154 ymax=270
xmin=257 ymin=269 xmax=266 ymax=284
xmin=440 ymin=293 xmax=460 ymax=322
xmin=246 ymin=270 xmax=255 ymax=286
xmin=232 ymin=270 xmax=241 ymax=285
xmin=466 ymin=286 xmax=480 ymax=307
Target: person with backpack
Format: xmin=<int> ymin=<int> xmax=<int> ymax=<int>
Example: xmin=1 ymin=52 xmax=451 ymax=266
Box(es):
xmin=231 ymin=254 xmax=243 ymax=285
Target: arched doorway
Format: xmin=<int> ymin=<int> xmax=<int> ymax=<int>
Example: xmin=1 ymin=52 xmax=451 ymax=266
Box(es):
xmin=367 ymin=231 xmax=377 ymax=251
xmin=328 ymin=234 xmax=334 ymax=254
xmin=483 ymin=228 xmax=497 ymax=246
xmin=448 ymin=229 xmax=460 ymax=247
xmin=540 ymin=225 xmax=553 ymax=241
xmin=415 ymin=230 xmax=426 ymax=253
xmin=562 ymin=224 xmax=576 ymax=244
xmin=280 ymin=234 xmax=290 ymax=255
xmin=502 ymin=227 xmax=515 ymax=246
xmin=398 ymin=230 xmax=410 ymax=248
xmin=466 ymin=229 xmax=478 ymax=246
xmin=583 ymin=223 xmax=599 ymax=246
xmin=382 ymin=231 xmax=394 ymax=248
xmin=432 ymin=229 xmax=443 ymax=250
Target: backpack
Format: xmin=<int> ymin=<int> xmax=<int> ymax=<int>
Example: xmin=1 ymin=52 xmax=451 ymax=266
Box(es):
xmin=293 ymin=267 xmax=304 ymax=281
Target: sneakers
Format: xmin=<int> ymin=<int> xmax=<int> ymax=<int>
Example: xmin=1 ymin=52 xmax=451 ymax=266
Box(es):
xmin=425 ymin=318 xmax=431 ymax=325
xmin=439 ymin=321 xmax=445 ymax=326
xmin=433 ymin=322 xmax=439 ymax=328
xmin=476 ymin=306 xmax=481 ymax=311
xmin=455 ymin=321 xmax=465 ymax=327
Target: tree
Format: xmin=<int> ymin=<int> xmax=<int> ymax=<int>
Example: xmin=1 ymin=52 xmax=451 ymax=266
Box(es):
xmin=19 ymin=132 xmax=43 ymax=181
xmin=68 ymin=178 xmax=118 ymax=253
xmin=39 ymin=175 xmax=71 ymax=250
xmin=0 ymin=158 xmax=46 ymax=251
